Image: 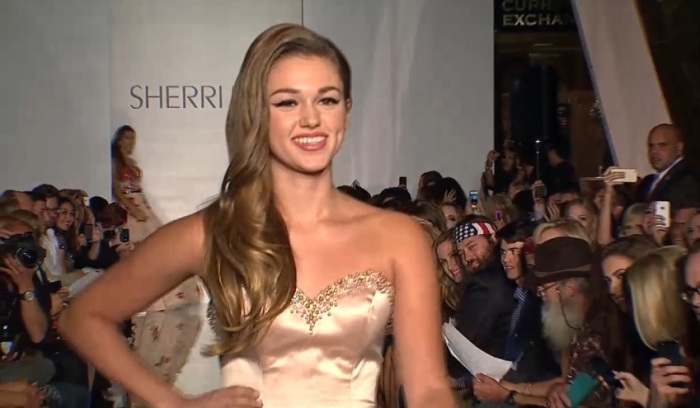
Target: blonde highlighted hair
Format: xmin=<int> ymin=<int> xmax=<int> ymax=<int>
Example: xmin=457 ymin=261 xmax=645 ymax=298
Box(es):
xmin=202 ymin=24 xmax=351 ymax=356
xmin=533 ymin=219 xmax=591 ymax=245
xmin=432 ymin=230 xmax=461 ymax=315
xmin=626 ymin=246 xmax=688 ymax=349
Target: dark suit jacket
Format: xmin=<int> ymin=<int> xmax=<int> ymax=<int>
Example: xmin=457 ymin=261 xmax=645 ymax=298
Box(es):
xmin=636 ymin=159 xmax=700 ymax=208
xmin=502 ymin=291 xmax=560 ymax=384
xmin=448 ymin=262 xmax=515 ymax=378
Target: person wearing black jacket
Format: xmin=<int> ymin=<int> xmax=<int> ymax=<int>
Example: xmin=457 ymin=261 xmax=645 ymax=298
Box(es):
xmin=449 ymin=216 xmax=515 ymax=389
xmin=472 ymin=220 xmax=560 ymax=406
xmin=636 ymin=124 xmax=700 ymax=210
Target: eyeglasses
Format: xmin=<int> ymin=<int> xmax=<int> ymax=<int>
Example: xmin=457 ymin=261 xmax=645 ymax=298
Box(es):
xmin=680 ymin=287 xmax=700 ymax=304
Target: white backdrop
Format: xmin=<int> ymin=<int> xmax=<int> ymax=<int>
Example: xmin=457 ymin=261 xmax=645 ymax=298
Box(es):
xmin=304 ymin=0 xmax=495 ymax=196
xmin=0 ymin=0 xmax=112 ymax=198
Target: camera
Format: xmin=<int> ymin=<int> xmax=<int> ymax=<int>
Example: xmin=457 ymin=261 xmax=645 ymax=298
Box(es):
xmin=0 ymin=232 xmax=45 ymax=269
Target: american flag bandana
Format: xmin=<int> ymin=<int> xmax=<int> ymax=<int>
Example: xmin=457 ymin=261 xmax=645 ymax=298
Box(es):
xmin=452 ymin=222 xmax=496 ymax=245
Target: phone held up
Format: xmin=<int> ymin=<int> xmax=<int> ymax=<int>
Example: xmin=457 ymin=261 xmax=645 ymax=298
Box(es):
xmin=533 ymin=184 xmax=547 ymax=200
xmin=657 ymin=341 xmax=687 ymax=389
xmin=468 ymin=190 xmax=479 ymax=206
xmin=399 ymin=176 xmax=407 ymax=189
xmin=590 ymin=356 xmax=623 ymax=389
xmin=654 ymin=201 xmax=671 ymax=229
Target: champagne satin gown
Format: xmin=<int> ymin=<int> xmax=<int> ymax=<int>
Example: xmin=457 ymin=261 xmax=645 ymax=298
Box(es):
xmin=213 ymin=270 xmax=394 ymax=408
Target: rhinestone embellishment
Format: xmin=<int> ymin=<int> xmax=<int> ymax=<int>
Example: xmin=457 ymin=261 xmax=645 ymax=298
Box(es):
xmin=290 ymin=270 xmax=394 ymax=333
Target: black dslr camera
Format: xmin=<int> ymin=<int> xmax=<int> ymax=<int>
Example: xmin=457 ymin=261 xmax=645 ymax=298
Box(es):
xmin=0 ymin=232 xmax=45 ymax=269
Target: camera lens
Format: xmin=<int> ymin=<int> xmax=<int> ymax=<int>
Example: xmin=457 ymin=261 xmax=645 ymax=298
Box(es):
xmin=16 ymin=248 xmax=38 ymax=269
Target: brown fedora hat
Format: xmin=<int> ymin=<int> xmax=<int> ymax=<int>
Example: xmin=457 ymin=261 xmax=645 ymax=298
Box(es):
xmin=528 ymin=236 xmax=592 ymax=288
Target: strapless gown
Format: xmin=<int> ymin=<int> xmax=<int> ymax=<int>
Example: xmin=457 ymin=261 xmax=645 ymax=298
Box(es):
xmin=214 ymin=270 xmax=394 ymax=408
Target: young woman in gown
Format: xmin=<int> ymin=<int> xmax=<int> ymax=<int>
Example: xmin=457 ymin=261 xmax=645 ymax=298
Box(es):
xmin=59 ymin=23 xmax=457 ymax=408
xmin=111 ymin=125 xmax=201 ymax=311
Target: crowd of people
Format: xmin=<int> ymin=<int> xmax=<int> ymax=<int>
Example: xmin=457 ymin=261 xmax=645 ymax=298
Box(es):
xmin=362 ymin=123 xmax=700 ymax=407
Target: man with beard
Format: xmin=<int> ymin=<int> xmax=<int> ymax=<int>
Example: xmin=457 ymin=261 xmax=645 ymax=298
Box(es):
xmin=532 ymin=236 xmax=616 ymax=408
xmin=472 ymin=220 xmax=560 ymax=406
xmin=449 ymin=215 xmax=515 ymax=390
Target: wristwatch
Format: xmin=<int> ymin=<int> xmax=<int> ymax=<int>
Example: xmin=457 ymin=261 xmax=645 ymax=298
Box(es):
xmin=506 ymin=390 xmax=516 ymax=405
xmin=21 ymin=290 xmax=37 ymax=302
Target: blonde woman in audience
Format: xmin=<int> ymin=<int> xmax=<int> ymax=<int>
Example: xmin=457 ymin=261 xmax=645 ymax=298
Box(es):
xmin=614 ymin=246 xmax=700 ymax=407
xmin=620 ymin=203 xmax=648 ymax=237
xmin=533 ymin=219 xmax=592 ymax=246
xmin=564 ymin=198 xmax=599 ymax=246
xmin=483 ymin=193 xmax=519 ymax=229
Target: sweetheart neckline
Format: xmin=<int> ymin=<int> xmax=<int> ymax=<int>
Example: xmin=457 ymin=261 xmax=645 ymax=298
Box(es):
xmin=294 ymin=270 xmax=393 ymax=301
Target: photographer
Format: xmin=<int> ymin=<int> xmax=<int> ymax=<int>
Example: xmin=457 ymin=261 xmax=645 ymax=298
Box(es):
xmin=0 ymin=216 xmax=90 ymax=407
xmin=0 ymin=217 xmax=55 ymax=404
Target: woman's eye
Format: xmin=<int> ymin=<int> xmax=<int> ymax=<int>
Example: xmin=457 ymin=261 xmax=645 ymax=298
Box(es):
xmin=320 ymin=97 xmax=340 ymax=105
xmin=272 ymin=100 xmax=297 ymax=108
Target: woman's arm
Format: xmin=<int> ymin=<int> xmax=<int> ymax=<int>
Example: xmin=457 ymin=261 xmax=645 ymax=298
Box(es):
xmin=389 ymin=214 xmax=458 ymax=408
xmin=58 ymin=213 xmax=206 ymax=408
xmin=597 ymin=171 xmax=624 ymax=246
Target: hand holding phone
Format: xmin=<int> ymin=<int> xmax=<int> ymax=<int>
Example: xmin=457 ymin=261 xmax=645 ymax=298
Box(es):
xmin=591 ymin=356 xmax=623 ymax=389
xmin=565 ymin=373 xmax=599 ymax=408
xmin=468 ymin=190 xmax=479 ymax=205
xmin=653 ymin=201 xmax=671 ymax=229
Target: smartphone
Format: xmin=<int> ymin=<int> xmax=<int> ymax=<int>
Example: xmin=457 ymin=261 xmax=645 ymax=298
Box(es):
xmin=654 ymin=201 xmax=671 ymax=228
xmin=566 ymin=372 xmax=599 ymax=408
xmin=534 ymin=184 xmax=547 ymax=200
xmin=610 ymin=168 xmax=638 ymax=183
xmin=657 ymin=341 xmax=686 ymax=389
xmin=658 ymin=341 xmax=683 ymax=366
xmin=119 ymin=228 xmax=130 ymax=243
xmin=48 ymin=281 xmax=63 ymax=294
xmin=399 ymin=177 xmax=407 ymax=189
xmin=83 ymin=224 xmax=94 ymax=242
xmin=590 ymin=356 xmax=623 ymax=389
xmin=469 ymin=190 xmax=479 ymax=205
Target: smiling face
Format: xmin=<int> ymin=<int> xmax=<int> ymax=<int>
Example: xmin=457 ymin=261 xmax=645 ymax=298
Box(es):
xmin=266 ymin=55 xmax=350 ymax=176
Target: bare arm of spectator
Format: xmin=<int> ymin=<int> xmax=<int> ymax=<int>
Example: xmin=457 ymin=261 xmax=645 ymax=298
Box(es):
xmin=1 ymin=257 xmax=49 ymax=343
xmin=597 ymin=169 xmax=624 ymax=246
xmin=483 ymin=150 xmax=500 ymax=189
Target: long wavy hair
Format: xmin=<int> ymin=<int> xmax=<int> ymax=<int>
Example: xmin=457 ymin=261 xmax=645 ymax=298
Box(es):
xmin=203 ymin=24 xmax=351 ymax=356
xmin=432 ymin=230 xmax=462 ymax=319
